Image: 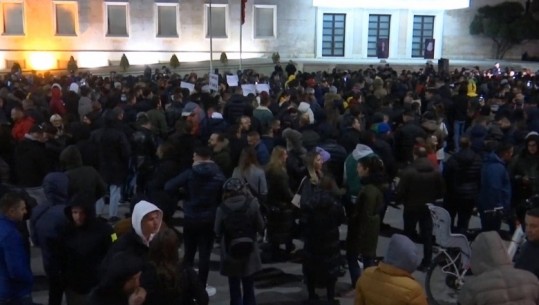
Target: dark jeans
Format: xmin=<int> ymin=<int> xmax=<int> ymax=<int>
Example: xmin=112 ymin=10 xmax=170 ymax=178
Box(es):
xmin=44 ymin=264 xmax=64 ymax=305
xmin=228 ymin=276 xmax=256 ymax=305
xmin=183 ymin=220 xmax=215 ymax=286
xmin=0 ymin=295 xmax=33 ymax=305
xmin=403 ymin=206 xmax=433 ymax=266
xmin=480 ymin=211 xmax=503 ymax=232
xmin=346 ymin=253 xmax=375 ymax=287
xmin=445 ymin=198 xmax=475 ymax=234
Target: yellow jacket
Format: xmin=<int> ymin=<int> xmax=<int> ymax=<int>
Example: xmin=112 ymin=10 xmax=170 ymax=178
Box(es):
xmin=355 ymin=262 xmax=428 ymax=305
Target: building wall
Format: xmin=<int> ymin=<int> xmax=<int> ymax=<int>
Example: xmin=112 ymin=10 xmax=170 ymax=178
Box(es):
xmin=0 ymin=0 xmax=535 ymax=71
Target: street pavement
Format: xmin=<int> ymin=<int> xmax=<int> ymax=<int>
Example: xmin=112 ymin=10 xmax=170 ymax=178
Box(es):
xmin=30 ymin=202 xmax=487 ymax=305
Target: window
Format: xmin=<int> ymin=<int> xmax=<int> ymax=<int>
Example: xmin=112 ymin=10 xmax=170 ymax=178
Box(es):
xmin=411 ymin=15 xmax=434 ymax=58
xmin=367 ymin=14 xmax=390 ymax=57
xmin=206 ymin=4 xmax=227 ymax=38
xmin=156 ymin=4 xmax=178 ymax=37
xmin=106 ymin=3 xmax=128 ymax=37
xmin=55 ymin=2 xmax=77 ymax=36
xmin=254 ymin=5 xmax=276 ymax=38
xmin=322 ymin=13 xmax=345 ymax=57
xmin=2 ymin=2 xmax=24 ymax=35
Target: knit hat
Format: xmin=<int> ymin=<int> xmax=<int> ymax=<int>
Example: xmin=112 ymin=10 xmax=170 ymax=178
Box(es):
xmin=384 ymin=234 xmax=421 ymax=273
xmin=316 ymin=147 xmax=331 ymax=162
xmin=282 ymin=128 xmax=303 ymax=149
xmin=329 ymin=86 xmax=338 ymax=94
xmin=351 ymin=144 xmax=374 ymax=161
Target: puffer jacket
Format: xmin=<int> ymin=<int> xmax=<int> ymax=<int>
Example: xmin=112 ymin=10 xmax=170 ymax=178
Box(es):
xmin=459 ymin=231 xmax=539 ymax=305
xmin=443 ymin=147 xmax=482 ymax=200
xmin=396 ymin=157 xmax=444 ymax=210
xmin=477 ymin=152 xmax=511 ymax=212
xmin=165 ymin=161 xmax=225 ymax=223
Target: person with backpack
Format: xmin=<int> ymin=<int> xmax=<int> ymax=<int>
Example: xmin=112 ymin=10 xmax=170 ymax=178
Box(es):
xmin=214 ymin=178 xmax=265 ymax=305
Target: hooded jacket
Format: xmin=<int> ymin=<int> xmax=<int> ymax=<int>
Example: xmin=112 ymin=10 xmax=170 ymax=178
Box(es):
xmin=60 ymin=145 xmax=107 ymax=202
xmin=165 ymin=161 xmax=225 ymax=223
xmin=459 ymin=232 xmax=539 ymax=305
xmin=344 ymin=144 xmax=375 ymax=198
xmin=355 ymin=234 xmax=427 ymax=305
xmin=30 ymin=172 xmax=69 ymax=270
xmin=60 ymin=193 xmax=114 ymax=294
xmin=478 ymin=152 xmax=511 ymax=212
xmin=14 ymin=134 xmax=51 ymax=187
xmin=102 ymin=201 xmax=162 ymax=273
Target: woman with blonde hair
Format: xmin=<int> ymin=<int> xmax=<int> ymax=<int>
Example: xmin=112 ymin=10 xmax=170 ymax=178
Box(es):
xmin=265 ymin=146 xmax=296 ymax=258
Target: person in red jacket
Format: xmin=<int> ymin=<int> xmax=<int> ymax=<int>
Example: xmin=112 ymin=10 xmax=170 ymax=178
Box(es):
xmin=50 ymin=84 xmax=66 ymax=115
xmin=10 ymin=105 xmax=35 ymax=141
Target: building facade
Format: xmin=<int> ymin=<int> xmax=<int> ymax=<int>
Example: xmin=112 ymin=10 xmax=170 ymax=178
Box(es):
xmin=0 ymin=0 xmax=534 ymax=71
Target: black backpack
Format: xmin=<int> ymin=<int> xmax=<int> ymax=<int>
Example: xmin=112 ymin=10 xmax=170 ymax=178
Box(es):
xmin=221 ymin=197 xmax=256 ymax=259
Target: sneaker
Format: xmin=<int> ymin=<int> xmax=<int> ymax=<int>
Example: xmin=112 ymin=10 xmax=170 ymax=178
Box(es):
xmin=205 ymin=285 xmax=216 ymax=297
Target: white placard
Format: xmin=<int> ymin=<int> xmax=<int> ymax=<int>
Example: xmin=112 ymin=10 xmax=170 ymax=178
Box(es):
xmin=256 ymin=83 xmax=270 ymax=94
xmin=180 ymin=82 xmax=195 ymax=93
xmin=226 ymin=75 xmax=239 ymax=87
xmin=209 ymin=73 xmax=219 ymax=91
xmin=241 ymin=84 xmax=257 ymax=96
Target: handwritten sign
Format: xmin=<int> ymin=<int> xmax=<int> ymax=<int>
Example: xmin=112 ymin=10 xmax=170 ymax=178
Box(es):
xmin=226 ymin=74 xmax=239 ymax=87
xmin=256 ymin=83 xmax=270 ymax=94
xmin=241 ymin=84 xmax=257 ymax=96
xmin=180 ymin=82 xmax=195 ymax=93
xmin=209 ymin=73 xmax=219 ymax=91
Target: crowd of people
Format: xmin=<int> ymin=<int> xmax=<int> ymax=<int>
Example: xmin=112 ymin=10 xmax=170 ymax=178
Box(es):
xmin=1 ymin=60 xmax=539 ymax=305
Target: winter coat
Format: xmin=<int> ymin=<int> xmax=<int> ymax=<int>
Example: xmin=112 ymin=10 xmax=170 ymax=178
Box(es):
xmin=232 ymin=165 xmax=268 ymax=199
xmin=339 ymin=128 xmax=362 ymax=154
xmin=14 ymin=135 xmax=51 ymax=187
xmin=478 ymin=152 xmax=511 ymax=212
xmin=515 ymin=240 xmax=539 ymax=279
xmin=509 ymin=141 xmax=539 ymax=203
xmin=347 ymin=182 xmax=383 ymax=258
xmin=146 ymin=158 xmax=181 ymax=220
xmin=394 ymin=122 xmax=427 ymax=164
xmin=60 ymin=197 xmax=114 ymax=294
xmin=396 ymin=158 xmax=444 ymax=211
xmin=459 ymin=231 xmax=539 ymax=305
xmin=301 ymin=188 xmax=345 ymax=280
xmin=11 ymin=116 xmax=34 ymax=141
xmin=0 ymin=215 xmax=33 ymax=299
xmin=355 ymin=234 xmax=427 ymax=305
xmin=443 ymin=147 xmax=482 ymax=201
xmin=59 ymin=145 xmax=107 ymax=202
xmin=146 ymin=108 xmax=168 ymax=138
xmin=224 ymin=94 xmax=250 ymax=125
xmin=253 ymin=107 xmax=274 ymax=128
xmin=30 ymin=172 xmax=69 ymax=272
xmin=165 ymin=161 xmax=225 ymax=223
xmin=355 ymin=263 xmax=427 ymax=305
xmin=265 ymin=166 xmax=295 ymax=244
xmin=142 ymin=263 xmax=209 ymax=305
xmin=344 ymin=144 xmax=375 ymax=199
xmin=213 ymin=142 xmax=233 ymax=178
xmin=215 ymin=194 xmax=264 ymax=277
xmin=286 ymin=148 xmax=307 ymax=191
xmin=102 ymin=201 xmax=163 ymax=270
xmin=90 ymin=123 xmax=131 ymax=185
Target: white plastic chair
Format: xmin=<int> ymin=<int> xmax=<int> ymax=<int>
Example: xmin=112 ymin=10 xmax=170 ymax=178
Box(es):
xmin=427 ymin=203 xmax=471 ymax=269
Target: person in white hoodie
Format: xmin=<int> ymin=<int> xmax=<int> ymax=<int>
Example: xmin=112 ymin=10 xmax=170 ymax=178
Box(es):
xmin=102 ymin=200 xmax=163 ymax=270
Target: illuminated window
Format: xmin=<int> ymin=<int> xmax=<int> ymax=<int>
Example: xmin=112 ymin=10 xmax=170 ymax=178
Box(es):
xmin=367 ymin=14 xmax=390 ymax=57
xmin=106 ymin=3 xmax=128 ymax=37
xmin=2 ymin=2 xmax=24 ymax=35
xmin=322 ymin=13 xmax=345 ymax=57
xmin=55 ymin=2 xmax=77 ymax=36
xmin=254 ymin=5 xmax=276 ymax=38
xmin=156 ymin=4 xmax=178 ymax=37
xmin=205 ymin=4 xmax=227 ymax=38
xmin=412 ymin=15 xmax=434 ymax=58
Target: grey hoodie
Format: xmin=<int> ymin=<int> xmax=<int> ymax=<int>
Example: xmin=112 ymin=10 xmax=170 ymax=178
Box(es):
xmin=384 ymin=234 xmax=420 ymax=274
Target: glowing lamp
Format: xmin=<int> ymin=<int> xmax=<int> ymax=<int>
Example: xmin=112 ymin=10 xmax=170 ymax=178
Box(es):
xmin=28 ymin=52 xmax=56 ymax=71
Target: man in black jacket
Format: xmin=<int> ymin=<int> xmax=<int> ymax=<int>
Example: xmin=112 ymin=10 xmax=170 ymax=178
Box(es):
xmin=443 ymin=137 xmax=482 ymax=234
xmin=60 ymin=192 xmax=114 ymax=304
xmin=515 ymin=208 xmax=539 ymax=279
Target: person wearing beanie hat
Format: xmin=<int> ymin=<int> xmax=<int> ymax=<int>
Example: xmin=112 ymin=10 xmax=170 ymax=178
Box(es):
xmin=354 ymin=234 xmax=427 ymax=305
xmin=88 ymin=251 xmax=147 ymax=305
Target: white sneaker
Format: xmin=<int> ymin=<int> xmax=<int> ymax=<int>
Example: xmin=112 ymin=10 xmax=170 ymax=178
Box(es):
xmin=206 ymin=285 xmax=217 ymax=297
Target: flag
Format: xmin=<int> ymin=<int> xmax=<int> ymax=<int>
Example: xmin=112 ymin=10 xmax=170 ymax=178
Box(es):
xmin=241 ymin=0 xmax=247 ymax=25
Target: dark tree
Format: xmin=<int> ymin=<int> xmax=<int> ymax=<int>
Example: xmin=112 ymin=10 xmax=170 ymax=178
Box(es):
xmin=67 ymin=56 xmax=78 ymax=73
xmin=119 ymin=53 xmax=130 ymax=72
xmin=170 ymin=54 xmax=180 ymax=69
xmin=470 ymin=1 xmax=539 ymax=59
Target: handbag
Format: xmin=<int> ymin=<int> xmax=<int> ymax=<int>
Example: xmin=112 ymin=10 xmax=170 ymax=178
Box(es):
xmin=291 ymin=177 xmax=307 ymax=208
